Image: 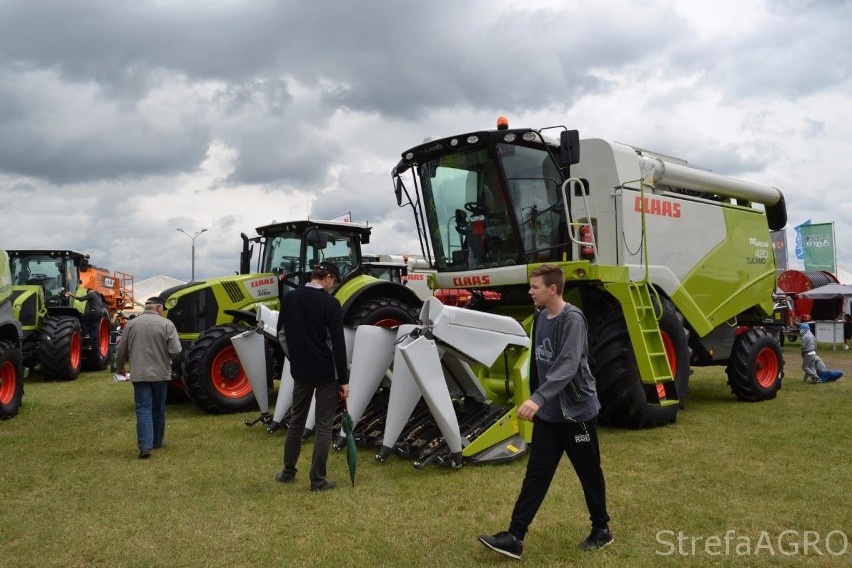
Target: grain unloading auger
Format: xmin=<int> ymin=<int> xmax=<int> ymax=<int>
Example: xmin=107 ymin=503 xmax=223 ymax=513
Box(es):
xmin=234 ymin=299 xmax=532 ymax=468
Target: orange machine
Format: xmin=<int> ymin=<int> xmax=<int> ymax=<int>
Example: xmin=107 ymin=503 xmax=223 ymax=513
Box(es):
xmin=80 ymin=266 xmax=135 ymax=316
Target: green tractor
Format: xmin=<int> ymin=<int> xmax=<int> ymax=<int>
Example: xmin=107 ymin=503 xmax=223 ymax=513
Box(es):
xmin=7 ymin=250 xmax=112 ymax=381
xmin=159 ymin=219 xmax=422 ymax=414
xmin=0 ymin=250 xmax=25 ymax=419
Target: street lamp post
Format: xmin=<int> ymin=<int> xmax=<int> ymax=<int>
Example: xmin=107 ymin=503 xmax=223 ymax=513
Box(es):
xmin=176 ymin=228 xmax=208 ymax=281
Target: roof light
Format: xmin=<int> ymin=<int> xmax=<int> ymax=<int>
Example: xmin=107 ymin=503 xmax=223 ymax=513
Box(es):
xmin=466 ymin=135 xmax=479 ymax=144
xmin=503 ymin=133 xmax=516 ymax=142
xmin=497 ymin=116 xmax=509 ymax=130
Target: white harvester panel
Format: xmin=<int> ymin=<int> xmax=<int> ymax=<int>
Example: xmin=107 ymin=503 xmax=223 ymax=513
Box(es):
xmin=420 ymin=297 xmax=528 ymax=366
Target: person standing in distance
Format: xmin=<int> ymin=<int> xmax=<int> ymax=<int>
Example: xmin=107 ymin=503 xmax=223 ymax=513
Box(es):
xmin=115 ymin=296 xmax=181 ymax=459
xmin=479 ymin=264 xmax=613 ymax=559
xmin=275 ymin=262 xmax=349 ymax=492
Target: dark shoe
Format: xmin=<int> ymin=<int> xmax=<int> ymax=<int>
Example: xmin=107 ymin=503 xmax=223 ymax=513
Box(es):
xmin=310 ymin=480 xmax=337 ymax=492
xmin=478 ymin=531 xmax=523 ymax=560
xmin=139 ymin=449 xmax=152 ymax=459
xmin=275 ymin=471 xmax=296 ymax=484
xmin=579 ymin=527 xmax=614 ymax=551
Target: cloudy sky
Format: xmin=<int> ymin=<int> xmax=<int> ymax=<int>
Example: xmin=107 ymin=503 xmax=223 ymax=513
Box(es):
xmin=1 ymin=0 xmax=850 ymax=284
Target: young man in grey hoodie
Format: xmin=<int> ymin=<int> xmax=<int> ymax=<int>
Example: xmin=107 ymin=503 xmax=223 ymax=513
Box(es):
xmin=479 ymin=264 xmax=612 ymax=559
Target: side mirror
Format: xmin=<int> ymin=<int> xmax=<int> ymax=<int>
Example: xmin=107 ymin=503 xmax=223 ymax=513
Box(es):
xmin=394 ymin=177 xmax=405 ymax=206
xmin=78 ymin=258 xmax=90 ymax=272
xmin=307 ymin=229 xmax=329 ymax=249
xmin=559 ymin=129 xmax=581 ymax=167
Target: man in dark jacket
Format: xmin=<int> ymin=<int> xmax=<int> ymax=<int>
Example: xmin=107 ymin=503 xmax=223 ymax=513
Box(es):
xmin=479 ymin=264 xmax=612 ymax=559
xmin=275 ymin=262 xmax=349 ymax=491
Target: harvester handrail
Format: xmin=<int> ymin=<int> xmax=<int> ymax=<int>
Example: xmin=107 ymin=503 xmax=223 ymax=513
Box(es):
xmin=560 ymin=177 xmax=598 ymax=257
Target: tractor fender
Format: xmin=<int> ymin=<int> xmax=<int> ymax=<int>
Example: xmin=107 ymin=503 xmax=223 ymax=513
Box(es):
xmin=223 ymin=308 xmax=262 ymax=326
xmin=338 ymin=280 xmax=423 ymax=319
xmin=46 ymin=307 xmax=83 ymax=321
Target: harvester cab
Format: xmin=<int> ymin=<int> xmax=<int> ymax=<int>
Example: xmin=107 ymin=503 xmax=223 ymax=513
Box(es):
xmin=388 ymin=117 xmax=786 ymax=446
xmin=162 ymin=219 xmax=422 ymax=414
xmin=7 ymin=250 xmax=114 ymax=380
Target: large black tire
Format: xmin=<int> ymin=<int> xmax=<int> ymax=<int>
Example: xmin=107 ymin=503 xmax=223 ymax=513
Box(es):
xmin=182 ymin=324 xmax=258 ymax=414
xmin=0 ymin=339 xmax=25 ymax=420
xmin=82 ymin=309 xmax=111 ymax=371
xmin=726 ymin=328 xmax=784 ymax=401
xmin=39 ymin=317 xmax=83 ymax=382
xmin=343 ymin=297 xmax=420 ymax=327
xmin=584 ymin=289 xmax=682 ymax=428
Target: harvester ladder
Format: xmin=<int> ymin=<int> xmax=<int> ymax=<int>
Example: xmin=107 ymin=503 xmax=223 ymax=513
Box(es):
xmin=604 ymin=280 xmax=679 ymax=407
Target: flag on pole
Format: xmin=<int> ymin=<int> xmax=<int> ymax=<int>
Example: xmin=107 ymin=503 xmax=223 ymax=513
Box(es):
xmin=801 ymin=222 xmax=835 ymax=273
xmin=770 ymin=229 xmax=788 ymax=273
xmin=794 ymin=219 xmax=811 ymax=260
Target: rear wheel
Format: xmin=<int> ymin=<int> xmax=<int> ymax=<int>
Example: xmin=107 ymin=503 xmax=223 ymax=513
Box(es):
xmin=585 ymin=289 xmax=683 ymax=428
xmin=182 ymin=324 xmax=258 ymax=413
xmin=82 ymin=309 xmax=111 ymax=371
xmin=726 ymin=328 xmax=783 ymax=401
xmin=39 ymin=317 xmax=83 ymax=382
xmin=0 ymin=339 xmax=24 ymax=419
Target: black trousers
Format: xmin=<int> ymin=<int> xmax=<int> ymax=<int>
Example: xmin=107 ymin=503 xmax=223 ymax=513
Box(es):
xmin=509 ymin=417 xmax=609 ymax=540
xmin=283 ymin=379 xmax=338 ymax=485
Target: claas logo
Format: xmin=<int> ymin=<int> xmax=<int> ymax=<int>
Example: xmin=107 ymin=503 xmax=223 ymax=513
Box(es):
xmin=635 ymin=196 xmax=681 ymax=218
xmin=451 ymin=275 xmax=491 ymax=286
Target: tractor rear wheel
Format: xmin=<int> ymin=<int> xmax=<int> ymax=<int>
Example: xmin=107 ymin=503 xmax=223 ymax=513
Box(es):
xmin=0 ymin=339 xmax=24 ymax=419
xmin=726 ymin=328 xmax=783 ymax=401
xmin=182 ymin=324 xmax=258 ymax=414
xmin=83 ymin=309 xmax=111 ymax=371
xmin=585 ymin=290 xmax=684 ymax=428
xmin=39 ymin=317 xmax=83 ymax=382
xmin=344 ymin=297 xmax=420 ymax=327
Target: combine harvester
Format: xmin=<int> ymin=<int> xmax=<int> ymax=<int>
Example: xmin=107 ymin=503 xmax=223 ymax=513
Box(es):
xmin=240 ymin=118 xmax=788 ymax=468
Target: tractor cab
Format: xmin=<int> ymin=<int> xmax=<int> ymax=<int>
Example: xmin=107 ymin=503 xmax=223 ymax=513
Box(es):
xmin=392 ymin=119 xmax=581 ymax=275
xmin=7 ymin=250 xmax=89 ymax=307
xmin=243 ymin=220 xmax=371 ymax=291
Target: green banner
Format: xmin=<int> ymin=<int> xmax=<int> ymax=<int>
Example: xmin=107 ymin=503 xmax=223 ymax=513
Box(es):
xmin=801 ymin=222 xmax=835 ymax=272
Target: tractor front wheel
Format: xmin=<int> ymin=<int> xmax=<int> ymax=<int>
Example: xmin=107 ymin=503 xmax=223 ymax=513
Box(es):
xmin=726 ymin=328 xmax=784 ymax=401
xmin=39 ymin=317 xmax=83 ymax=382
xmin=182 ymin=324 xmax=258 ymax=414
xmin=0 ymin=339 xmax=24 ymax=419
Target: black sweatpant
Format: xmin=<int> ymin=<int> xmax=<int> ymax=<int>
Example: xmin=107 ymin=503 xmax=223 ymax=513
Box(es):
xmin=283 ymin=379 xmax=338 ymax=485
xmin=509 ymin=416 xmax=609 ymax=540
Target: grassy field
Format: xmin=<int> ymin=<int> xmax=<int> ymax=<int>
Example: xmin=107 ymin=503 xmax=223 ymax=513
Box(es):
xmin=2 ymin=344 xmax=851 ymax=567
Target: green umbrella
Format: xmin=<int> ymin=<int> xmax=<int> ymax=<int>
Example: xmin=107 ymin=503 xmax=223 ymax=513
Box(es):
xmin=341 ymin=400 xmax=357 ymax=486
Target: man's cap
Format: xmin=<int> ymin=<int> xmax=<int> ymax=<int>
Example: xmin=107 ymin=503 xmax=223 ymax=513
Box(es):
xmin=145 ymin=296 xmax=165 ymax=306
xmin=314 ymin=261 xmax=341 ymax=281
xmin=799 ymin=322 xmax=810 ymax=331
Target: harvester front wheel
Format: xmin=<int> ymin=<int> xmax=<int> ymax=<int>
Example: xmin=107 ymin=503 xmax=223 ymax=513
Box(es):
xmin=182 ymin=324 xmax=258 ymax=414
xmin=655 ymin=296 xmax=692 ymax=409
xmin=82 ymin=309 xmax=111 ymax=371
xmin=344 ymin=297 xmax=420 ymax=328
xmin=0 ymin=339 xmax=25 ymax=419
xmin=585 ymin=290 xmax=684 ymax=428
xmin=39 ymin=317 xmax=83 ymax=381
xmin=726 ymin=328 xmax=783 ymax=401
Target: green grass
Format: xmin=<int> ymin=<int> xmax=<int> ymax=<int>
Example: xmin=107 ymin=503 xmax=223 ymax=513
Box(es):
xmin=3 ymin=345 xmax=851 ymax=567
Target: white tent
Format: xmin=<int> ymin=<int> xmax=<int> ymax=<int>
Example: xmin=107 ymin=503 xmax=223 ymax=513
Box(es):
xmin=132 ymin=275 xmax=185 ymax=308
xmin=835 ymin=267 xmax=852 ymax=285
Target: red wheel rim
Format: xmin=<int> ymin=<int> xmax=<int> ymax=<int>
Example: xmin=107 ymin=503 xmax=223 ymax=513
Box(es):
xmin=661 ymin=330 xmax=677 ymax=375
xmin=754 ymin=347 xmax=779 ymax=388
xmin=0 ymin=360 xmax=16 ymax=404
xmin=98 ymin=318 xmax=110 ymax=357
xmin=372 ymin=318 xmax=402 ymax=328
xmin=211 ymin=345 xmax=253 ymax=399
xmin=70 ymin=331 xmax=82 ymax=370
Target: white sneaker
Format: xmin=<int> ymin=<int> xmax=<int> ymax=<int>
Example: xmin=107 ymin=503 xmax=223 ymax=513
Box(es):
xmin=844 ymin=345 xmax=849 ymax=351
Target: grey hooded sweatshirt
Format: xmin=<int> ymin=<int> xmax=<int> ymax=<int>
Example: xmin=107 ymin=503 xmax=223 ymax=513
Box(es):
xmin=529 ymin=303 xmax=601 ymax=423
